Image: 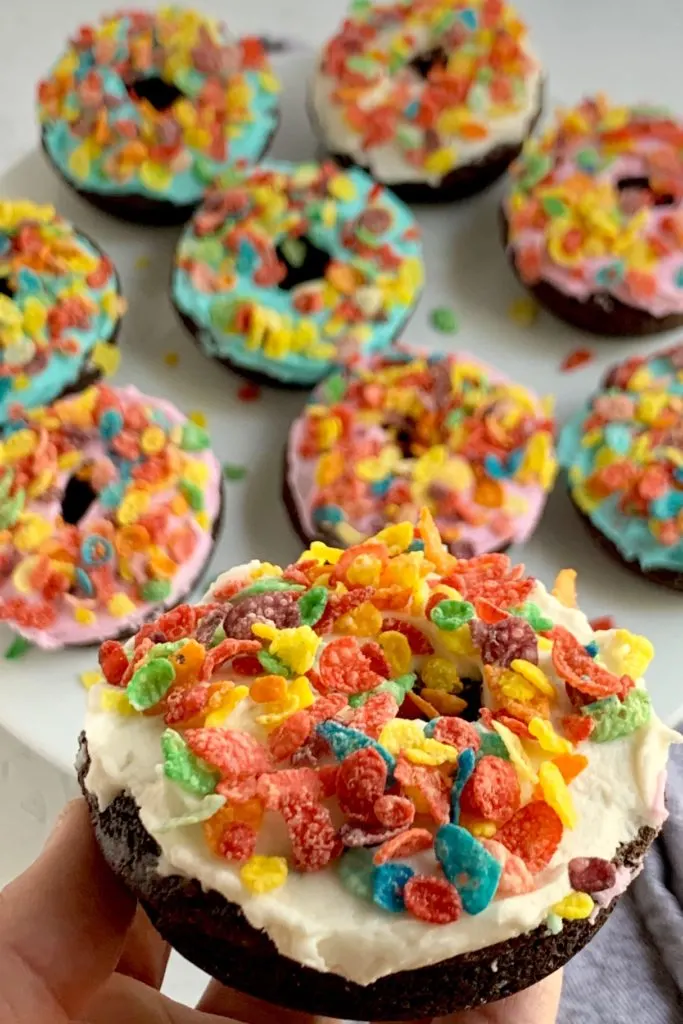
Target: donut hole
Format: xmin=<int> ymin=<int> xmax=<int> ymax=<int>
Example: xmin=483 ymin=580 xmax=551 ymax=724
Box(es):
xmin=127 ymin=75 xmax=184 ymax=112
xmin=275 ymin=236 xmax=331 ymax=291
xmin=616 ymin=175 xmax=675 ymax=209
xmin=409 ymin=46 xmax=449 ymax=80
xmin=0 ymin=276 xmax=15 ymax=299
xmin=61 ymin=473 xmax=98 ymax=526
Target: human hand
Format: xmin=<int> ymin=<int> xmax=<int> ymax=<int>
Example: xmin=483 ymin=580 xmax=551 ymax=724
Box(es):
xmin=0 ymin=799 xmax=329 ymax=1024
xmin=0 ymin=798 xmax=561 ymax=1024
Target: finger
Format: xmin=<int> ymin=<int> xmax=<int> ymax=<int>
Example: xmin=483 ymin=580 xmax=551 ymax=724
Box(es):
xmin=87 ymin=973 xmax=228 ymax=1024
xmin=0 ymin=798 xmax=135 ymax=1019
xmin=430 ymin=968 xmax=564 ymax=1024
xmin=116 ymin=906 xmax=171 ymax=989
xmin=198 ymin=979 xmax=335 ymax=1024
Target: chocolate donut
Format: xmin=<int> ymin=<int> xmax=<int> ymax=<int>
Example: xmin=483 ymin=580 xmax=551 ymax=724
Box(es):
xmin=37 ymin=9 xmax=280 ymax=225
xmin=79 ymin=511 xmax=677 ymax=1018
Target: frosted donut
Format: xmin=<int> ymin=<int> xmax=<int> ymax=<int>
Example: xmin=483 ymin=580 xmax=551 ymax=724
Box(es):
xmin=172 ymin=162 xmax=424 ymax=387
xmin=559 ymin=343 xmax=683 ymax=590
xmin=37 ymin=8 xmax=280 ymax=225
xmin=80 ymin=511 xmax=678 ymax=1020
xmin=503 ymin=96 xmax=683 ymax=335
xmin=0 ymin=385 xmax=222 ymax=649
xmin=285 ymin=348 xmax=557 ymax=551
xmin=0 ymin=200 xmax=124 ymax=428
xmin=310 ymin=0 xmax=543 ymax=201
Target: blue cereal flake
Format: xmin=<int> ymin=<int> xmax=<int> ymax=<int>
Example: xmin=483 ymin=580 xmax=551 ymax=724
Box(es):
xmin=584 ymin=640 xmax=599 ymax=657
xmin=316 ymin=721 xmax=396 ymax=773
xmin=312 ymin=504 xmax=343 ymax=525
xmin=475 ymin=723 xmax=511 ymax=761
xmin=372 ymin=862 xmax=415 ymax=913
xmin=435 ymin=824 xmax=502 ymax=915
xmin=451 ymin=747 xmax=476 ymax=824
xmin=338 ymin=848 xmax=376 ymax=903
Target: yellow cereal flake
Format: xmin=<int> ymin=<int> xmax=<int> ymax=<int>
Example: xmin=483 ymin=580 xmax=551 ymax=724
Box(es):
xmin=241 ymin=855 xmax=288 ymax=894
xmin=510 ymin=659 xmax=556 ymax=699
xmin=205 ymin=685 xmax=250 ymax=727
xmin=552 ymin=892 xmax=594 ymax=920
xmin=552 ymin=568 xmax=577 ymax=608
xmin=492 ymin=721 xmax=538 ymax=783
xmin=528 ymin=717 xmax=573 ymax=755
xmin=100 ymin=689 xmax=137 ymax=716
xmin=539 ymin=761 xmax=578 ymax=829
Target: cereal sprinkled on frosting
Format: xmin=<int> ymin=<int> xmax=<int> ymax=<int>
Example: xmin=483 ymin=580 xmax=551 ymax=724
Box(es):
xmin=287 ymin=349 xmax=557 ymax=553
xmin=93 ymin=509 xmax=657 ymax=927
xmin=0 ymin=384 xmax=221 ymax=648
xmin=0 ymin=201 xmax=124 ymax=425
xmin=38 ymin=8 xmax=280 ymax=206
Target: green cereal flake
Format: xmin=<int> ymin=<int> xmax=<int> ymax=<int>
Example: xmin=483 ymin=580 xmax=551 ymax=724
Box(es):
xmin=236 ymin=578 xmax=305 ymax=601
xmin=180 ymin=422 xmax=210 ymax=452
xmin=338 ymin=848 xmax=376 ymax=902
xmin=298 ymin=586 xmax=328 ymax=627
xmin=514 ymin=602 xmax=553 ymax=632
xmin=475 ymin=724 xmax=511 ymax=760
xmin=222 ymin=463 xmax=248 ymax=481
xmin=258 ymin=649 xmax=293 ymax=678
xmin=430 ymin=306 xmax=459 ymax=334
xmin=180 ymin=479 xmax=205 ymax=511
xmin=322 ymin=372 xmax=347 ymax=402
xmin=156 ymin=793 xmax=226 ymax=833
xmin=161 ymin=729 xmax=220 ymax=796
xmin=4 ymin=636 xmax=32 ymax=660
xmin=141 ymin=579 xmax=173 ymax=602
xmin=127 ymin=658 xmax=176 ymax=711
xmin=582 ymin=689 xmax=652 ymax=743
xmin=430 ymin=600 xmax=475 ymax=631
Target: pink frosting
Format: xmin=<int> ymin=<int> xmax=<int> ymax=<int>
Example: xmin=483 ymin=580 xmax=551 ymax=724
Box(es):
xmin=0 ymin=386 xmax=222 ymax=649
xmin=286 ymin=350 xmax=555 ymax=553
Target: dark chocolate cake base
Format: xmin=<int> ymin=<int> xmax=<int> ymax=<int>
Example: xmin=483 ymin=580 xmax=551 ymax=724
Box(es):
xmin=309 ymin=88 xmax=543 ymax=204
xmin=77 ymin=734 xmax=656 ymax=1021
xmin=40 ymin=118 xmax=279 ymax=227
xmin=500 ymin=210 xmax=683 ymax=337
xmin=569 ymin=491 xmax=683 ymax=592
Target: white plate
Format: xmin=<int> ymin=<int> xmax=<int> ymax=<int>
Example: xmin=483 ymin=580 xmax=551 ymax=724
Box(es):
xmin=1 ymin=40 xmax=683 ymax=777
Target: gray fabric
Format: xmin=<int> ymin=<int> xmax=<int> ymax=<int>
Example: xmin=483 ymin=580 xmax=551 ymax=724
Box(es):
xmin=561 ymin=733 xmax=683 ymax=1024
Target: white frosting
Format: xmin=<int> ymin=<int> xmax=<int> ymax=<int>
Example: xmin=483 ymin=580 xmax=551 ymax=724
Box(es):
xmin=311 ymin=31 xmax=543 ymax=187
xmin=83 ymin=575 xmax=680 ymax=985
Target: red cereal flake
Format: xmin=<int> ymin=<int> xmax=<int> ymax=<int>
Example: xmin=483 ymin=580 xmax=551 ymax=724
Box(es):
xmin=589 ymin=615 xmax=616 ymax=632
xmin=316 ymin=763 xmax=340 ymax=798
xmin=314 ymin=587 xmax=375 ymax=634
xmin=432 ymin=718 xmax=481 ymax=753
xmin=394 ymin=755 xmax=450 ymax=825
xmin=307 ymin=693 xmax=348 ymax=725
xmin=380 ymin=618 xmax=433 ymax=654
xmin=404 ymin=875 xmax=462 ymax=924
xmin=185 ymin=727 xmax=271 ymax=781
xmin=199 ymin=638 xmax=261 ymax=681
xmin=281 ymin=799 xmax=341 ymax=871
xmin=231 ymin=653 xmax=264 ymax=677
xmin=473 ymin=597 xmax=508 ymax=624
xmin=373 ymin=794 xmax=415 ymax=831
xmin=373 ymin=827 xmax=434 ymax=865
xmin=373 ymin=586 xmax=413 ymax=611
xmin=121 ymin=638 xmax=153 ymax=686
xmin=318 ymin=636 xmax=384 ymax=695
xmin=218 ymin=821 xmax=258 ymax=862
xmin=360 ymin=641 xmax=392 ymax=678
xmin=257 ymin=768 xmax=321 ymax=811
xmin=495 ymin=801 xmax=564 ymax=874
xmin=154 ymin=604 xmax=197 ymax=641
xmin=443 ymin=555 xmax=534 ymax=610
xmin=216 ymin=777 xmax=259 ymax=803
xmin=211 ymin=578 xmax=246 ymax=601
xmin=560 ymin=347 xmax=594 ymax=373
xmin=237 ymin=382 xmax=261 ymax=402
xmin=98 ymin=639 xmax=129 ymax=686
xmin=549 ymin=625 xmax=632 ymax=700
xmin=562 ymin=714 xmax=596 ymax=744
xmin=347 ymin=691 xmax=399 ymax=739
xmin=337 ymin=747 xmax=388 ymax=819
xmin=268 ymin=710 xmax=312 ymax=761
xmin=481 ymin=839 xmax=534 ymax=897
xmin=460 ymin=755 xmax=521 ymax=826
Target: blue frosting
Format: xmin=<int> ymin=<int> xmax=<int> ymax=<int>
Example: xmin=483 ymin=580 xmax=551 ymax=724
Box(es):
xmin=0 ymin=232 xmax=120 ymax=429
xmin=558 ymin=348 xmax=683 ymax=572
xmin=39 ymin=15 xmax=279 ymax=207
xmin=171 ymin=161 xmax=424 ymax=385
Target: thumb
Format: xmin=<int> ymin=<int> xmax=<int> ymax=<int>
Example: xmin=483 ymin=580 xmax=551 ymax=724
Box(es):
xmin=0 ymin=799 xmax=135 ymax=1019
